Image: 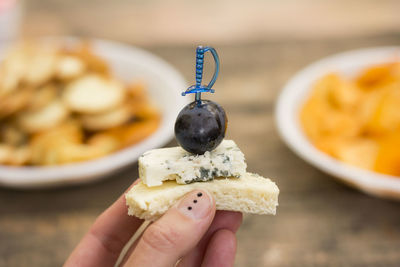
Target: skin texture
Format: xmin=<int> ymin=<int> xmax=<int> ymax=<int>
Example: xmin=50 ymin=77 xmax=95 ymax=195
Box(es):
xmin=64 ymin=179 xmax=242 ymax=267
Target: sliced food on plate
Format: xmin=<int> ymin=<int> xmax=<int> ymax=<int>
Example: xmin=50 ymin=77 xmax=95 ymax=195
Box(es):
xmin=0 ymin=41 xmax=161 ymax=166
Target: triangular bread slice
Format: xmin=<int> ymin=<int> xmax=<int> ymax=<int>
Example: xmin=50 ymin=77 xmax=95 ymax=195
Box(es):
xmin=126 ymin=172 xmax=279 ymax=221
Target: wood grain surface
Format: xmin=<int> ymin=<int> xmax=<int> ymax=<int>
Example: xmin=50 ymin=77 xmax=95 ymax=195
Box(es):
xmin=1 ymin=1 xmax=400 ymax=266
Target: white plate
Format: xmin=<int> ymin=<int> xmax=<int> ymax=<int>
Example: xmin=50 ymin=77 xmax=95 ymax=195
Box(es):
xmin=0 ymin=37 xmax=190 ymax=188
xmin=276 ymin=46 xmax=400 ymax=200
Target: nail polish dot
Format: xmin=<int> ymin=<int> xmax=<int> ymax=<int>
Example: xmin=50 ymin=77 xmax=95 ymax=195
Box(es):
xmin=197 ymin=192 xmax=203 ymax=197
xmin=188 ymin=206 xmax=192 ymax=210
xmin=193 ymin=199 xmax=198 ymax=203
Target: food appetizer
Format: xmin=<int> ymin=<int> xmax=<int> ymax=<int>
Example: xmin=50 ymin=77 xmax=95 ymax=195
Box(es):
xmin=126 ymin=46 xmax=279 ymax=221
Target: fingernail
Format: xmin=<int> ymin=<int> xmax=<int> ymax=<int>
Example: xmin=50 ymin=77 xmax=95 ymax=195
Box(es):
xmin=177 ymin=190 xmax=213 ymax=220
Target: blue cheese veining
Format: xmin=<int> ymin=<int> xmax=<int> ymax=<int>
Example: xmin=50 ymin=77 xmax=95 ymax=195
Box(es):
xmin=139 ymin=140 xmax=247 ymax=187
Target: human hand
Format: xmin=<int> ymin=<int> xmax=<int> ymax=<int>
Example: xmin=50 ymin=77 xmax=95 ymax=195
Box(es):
xmin=64 ymin=180 xmax=242 ymax=267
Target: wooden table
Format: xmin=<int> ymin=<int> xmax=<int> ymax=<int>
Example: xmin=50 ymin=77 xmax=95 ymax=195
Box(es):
xmin=2 ymin=1 xmax=400 ymax=266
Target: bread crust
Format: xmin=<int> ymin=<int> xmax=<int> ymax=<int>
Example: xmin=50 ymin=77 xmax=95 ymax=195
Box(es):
xmin=126 ymin=173 xmax=279 ymax=221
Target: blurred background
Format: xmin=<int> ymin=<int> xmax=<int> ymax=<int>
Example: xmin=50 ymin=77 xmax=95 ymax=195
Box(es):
xmin=1 ymin=0 xmax=400 ymax=266
xmin=19 ymin=0 xmax=400 ymax=45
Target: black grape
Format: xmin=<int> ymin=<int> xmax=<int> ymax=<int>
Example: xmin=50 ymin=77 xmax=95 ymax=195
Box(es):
xmin=174 ymin=100 xmax=227 ymax=155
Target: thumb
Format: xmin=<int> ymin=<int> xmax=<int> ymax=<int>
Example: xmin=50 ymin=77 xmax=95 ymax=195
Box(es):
xmin=124 ymin=190 xmax=216 ymax=267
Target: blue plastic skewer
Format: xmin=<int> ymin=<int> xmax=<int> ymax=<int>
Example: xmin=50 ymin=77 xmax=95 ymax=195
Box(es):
xmin=182 ymin=45 xmax=220 ymax=101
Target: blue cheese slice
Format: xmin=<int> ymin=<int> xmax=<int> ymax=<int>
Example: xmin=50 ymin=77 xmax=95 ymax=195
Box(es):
xmin=139 ymin=140 xmax=247 ymax=187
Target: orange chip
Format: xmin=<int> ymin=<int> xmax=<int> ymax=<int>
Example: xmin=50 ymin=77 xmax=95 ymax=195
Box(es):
xmin=301 ymin=61 xmax=400 ymax=176
xmin=374 ymin=132 xmax=400 ymax=176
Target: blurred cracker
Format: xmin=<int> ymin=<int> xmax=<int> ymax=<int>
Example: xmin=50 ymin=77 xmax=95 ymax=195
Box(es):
xmin=0 ymin=123 xmax=27 ymax=146
xmin=127 ymin=81 xmax=147 ymax=101
xmin=55 ymin=143 xmax=112 ymax=164
xmin=30 ymin=119 xmax=83 ymax=145
xmin=32 ymin=141 xmax=111 ymax=165
xmin=0 ymin=87 xmax=33 ymax=118
xmin=8 ymin=146 xmax=31 ymax=166
xmin=0 ymin=44 xmax=30 ymax=98
xmin=87 ymin=133 xmax=120 ymax=153
xmin=133 ymin=103 xmax=160 ymax=120
xmin=0 ymin=143 xmax=31 ymax=166
xmin=80 ymin=104 xmax=131 ymax=131
xmin=62 ymin=74 xmax=125 ymax=114
xmin=126 ymin=81 xmax=160 ymax=120
xmin=117 ymin=119 xmax=161 ymax=147
xmin=29 ymin=120 xmax=83 ymax=165
xmin=127 ymin=92 xmax=160 ymax=120
xmin=104 ymin=118 xmax=160 ymax=148
xmin=0 ymin=144 xmax=13 ymax=164
xmin=24 ymin=45 xmax=58 ymax=87
xmin=56 ymin=55 xmax=86 ymax=81
xmin=25 ymin=84 xmax=58 ymax=112
xmin=62 ymin=42 xmax=109 ymax=76
xmin=17 ymin=100 xmax=69 ymax=133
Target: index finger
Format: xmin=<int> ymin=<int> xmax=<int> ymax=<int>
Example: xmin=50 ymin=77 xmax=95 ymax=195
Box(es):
xmin=64 ymin=179 xmax=143 ymax=267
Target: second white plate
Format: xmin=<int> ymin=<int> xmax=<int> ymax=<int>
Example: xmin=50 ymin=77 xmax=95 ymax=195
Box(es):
xmin=276 ymin=46 xmax=400 ymax=200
